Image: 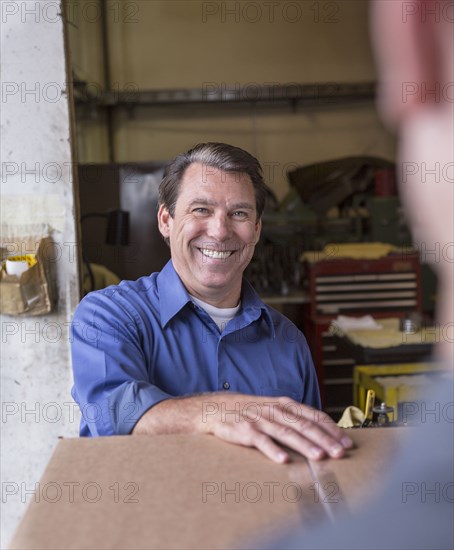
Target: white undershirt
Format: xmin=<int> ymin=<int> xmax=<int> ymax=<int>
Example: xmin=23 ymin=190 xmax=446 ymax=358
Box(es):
xmin=190 ymin=295 xmax=240 ymax=332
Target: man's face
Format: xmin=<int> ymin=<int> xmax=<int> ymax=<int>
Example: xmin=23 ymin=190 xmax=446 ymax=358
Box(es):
xmin=158 ymin=163 xmax=262 ymax=307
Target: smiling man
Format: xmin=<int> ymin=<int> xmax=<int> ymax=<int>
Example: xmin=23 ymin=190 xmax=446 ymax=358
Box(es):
xmin=71 ymin=142 xmax=353 ymax=463
xmin=158 ymin=161 xmax=260 ymax=308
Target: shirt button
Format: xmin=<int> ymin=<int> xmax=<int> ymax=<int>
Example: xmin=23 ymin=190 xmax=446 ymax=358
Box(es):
xmin=223 ymin=381 xmax=230 ymax=390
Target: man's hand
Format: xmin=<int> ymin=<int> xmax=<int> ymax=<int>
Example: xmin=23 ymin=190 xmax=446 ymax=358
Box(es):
xmin=132 ymin=393 xmax=353 ymax=463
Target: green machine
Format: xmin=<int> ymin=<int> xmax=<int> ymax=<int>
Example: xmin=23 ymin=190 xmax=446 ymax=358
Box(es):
xmin=246 ymin=156 xmax=436 ymax=314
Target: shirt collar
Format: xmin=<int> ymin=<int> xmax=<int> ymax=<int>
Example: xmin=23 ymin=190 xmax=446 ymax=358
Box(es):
xmin=239 ymin=278 xmax=275 ymax=337
xmin=157 ymin=260 xmax=192 ymax=328
xmin=157 ymin=259 xmax=275 ymax=336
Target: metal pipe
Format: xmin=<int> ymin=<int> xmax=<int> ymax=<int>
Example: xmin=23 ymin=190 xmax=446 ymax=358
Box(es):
xmin=100 ymin=0 xmax=115 ymax=162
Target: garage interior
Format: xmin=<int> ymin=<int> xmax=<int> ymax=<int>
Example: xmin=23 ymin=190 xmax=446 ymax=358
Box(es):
xmin=70 ymin=0 xmax=438 ymax=419
xmin=1 ymin=1 xmax=451 ymax=548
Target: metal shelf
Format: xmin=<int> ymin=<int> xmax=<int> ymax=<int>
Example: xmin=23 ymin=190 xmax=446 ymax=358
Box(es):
xmin=74 ymin=81 xmax=376 ymax=109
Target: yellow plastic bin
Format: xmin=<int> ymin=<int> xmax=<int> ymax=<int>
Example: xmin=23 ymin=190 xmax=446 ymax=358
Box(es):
xmin=354 ymin=363 xmax=445 ymax=421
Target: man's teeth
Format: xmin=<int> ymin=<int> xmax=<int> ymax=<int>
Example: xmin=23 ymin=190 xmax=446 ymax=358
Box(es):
xmin=200 ymin=248 xmax=233 ymax=259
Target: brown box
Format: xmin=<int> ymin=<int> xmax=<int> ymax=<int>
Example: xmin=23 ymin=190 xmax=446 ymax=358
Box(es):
xmin=9 ymin=429 xmax=404 ymax=550
xmin=0 ymin=237 xmax=55 ymax=316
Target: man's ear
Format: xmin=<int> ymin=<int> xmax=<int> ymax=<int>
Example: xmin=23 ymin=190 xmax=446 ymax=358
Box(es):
xmin=157 ymin=204 xmax=171 ymax=239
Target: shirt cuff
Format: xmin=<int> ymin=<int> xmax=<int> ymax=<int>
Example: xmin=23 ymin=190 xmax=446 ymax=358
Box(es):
xmin=107 ymin=381 xmax=173 ymax=435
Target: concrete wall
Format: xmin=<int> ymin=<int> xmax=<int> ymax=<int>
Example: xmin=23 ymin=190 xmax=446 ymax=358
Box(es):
xmin=0 ymin=2 xmax=81 ymax=545
xmin=70 ymin=0 xmax=396 ymax=198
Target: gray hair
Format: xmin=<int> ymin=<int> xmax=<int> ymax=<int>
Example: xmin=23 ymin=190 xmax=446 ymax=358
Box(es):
xmin=158 ymin=142 xmax=268 ymax=219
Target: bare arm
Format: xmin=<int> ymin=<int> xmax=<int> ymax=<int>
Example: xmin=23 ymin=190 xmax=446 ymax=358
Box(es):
xmin=132 ymin=393 xmax=353 ymax=464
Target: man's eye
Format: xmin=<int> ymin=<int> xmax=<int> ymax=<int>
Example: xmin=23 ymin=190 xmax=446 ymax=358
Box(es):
xmin=193 ymin=207 xmax=209 ymax=214
xmin=232 ymin=211 xmax=247 ymax=218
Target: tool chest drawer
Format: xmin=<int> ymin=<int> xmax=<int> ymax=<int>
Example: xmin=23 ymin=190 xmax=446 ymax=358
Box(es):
xmin=301 ymin=252 xmax=423 ymax=420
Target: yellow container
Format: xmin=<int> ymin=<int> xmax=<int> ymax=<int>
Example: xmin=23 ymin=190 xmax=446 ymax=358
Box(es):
xmin=354 ymin=362 xmax=445 ymax=421
xmin=6 ymin=254 xmax=37 ymax=267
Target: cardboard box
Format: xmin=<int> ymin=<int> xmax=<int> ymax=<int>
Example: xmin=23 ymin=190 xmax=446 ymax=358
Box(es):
xmin=9 ymin=429 xmax=404 ymax=550
xmin=0 ymin=237 xmax=55 ymax=316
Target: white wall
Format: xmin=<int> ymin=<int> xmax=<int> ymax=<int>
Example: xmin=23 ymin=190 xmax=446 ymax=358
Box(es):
xmin=0 ymin=1 xmax=81 ymax=545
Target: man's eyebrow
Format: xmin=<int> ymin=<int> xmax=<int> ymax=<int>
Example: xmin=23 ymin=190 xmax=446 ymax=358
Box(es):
xmin=188 ymin=198 xmax=217 ymax=207
xmin=188 ymin=199 xmax=254 ymax=210
xmin=230 ymin=202 xmax=254 ymax=210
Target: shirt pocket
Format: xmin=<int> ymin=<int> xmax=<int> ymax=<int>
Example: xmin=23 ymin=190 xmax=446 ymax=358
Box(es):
xmin=259 ymin=386 xmax=303 ymax=403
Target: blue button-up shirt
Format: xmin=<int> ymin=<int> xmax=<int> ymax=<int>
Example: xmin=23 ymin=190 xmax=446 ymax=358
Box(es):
xmin=71 ymin=260 xmax=320 ymax=436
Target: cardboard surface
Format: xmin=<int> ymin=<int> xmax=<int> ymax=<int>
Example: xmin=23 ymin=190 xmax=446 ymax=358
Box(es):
xmin=9 ymin=429 xmax=404 ymax=550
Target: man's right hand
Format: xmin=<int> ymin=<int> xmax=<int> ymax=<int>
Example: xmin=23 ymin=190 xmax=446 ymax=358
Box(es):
xmin=132 ymin=393 xmax=353 ymax=463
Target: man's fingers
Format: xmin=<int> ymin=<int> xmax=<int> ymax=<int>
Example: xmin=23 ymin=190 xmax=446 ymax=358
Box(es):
xmin=255 ymin=422 xmax=345 ymax=460
xmin=209 ymin=396 xmax=355 ymax=463
xmin=256 ymin=402 xmax=353 ymax=459
xmin=219 ymin=415 xmax=337 ymax=463
xmin=252 ymin=431 xmax=290 ymax=464
xmin=277 ymin=401 xmax=354 ymax=450
xmin=259 ymin=419 xmax=332 ymax=461
xmin=293 ymin=418 xmax=348 ymax=458
xmin=213 ymin=421 xmax=290 ymax=464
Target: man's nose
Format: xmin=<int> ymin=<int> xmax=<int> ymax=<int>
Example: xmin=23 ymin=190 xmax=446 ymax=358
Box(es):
xmin=207 ymin=213 xmax=232 ymax=241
